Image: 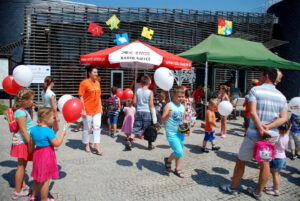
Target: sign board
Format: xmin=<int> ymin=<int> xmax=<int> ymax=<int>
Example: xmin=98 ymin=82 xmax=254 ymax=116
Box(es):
xmin=0 ymin=58 xmax=9 ymax=90
xmin=28 ymin=65 xmax=51 ymax=84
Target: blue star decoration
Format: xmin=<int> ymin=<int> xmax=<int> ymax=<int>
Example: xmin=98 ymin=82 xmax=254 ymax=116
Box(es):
xmin=114 ymin=33 xmax=129 ymax=45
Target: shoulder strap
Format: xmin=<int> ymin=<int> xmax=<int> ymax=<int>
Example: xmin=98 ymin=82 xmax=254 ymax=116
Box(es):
xmin=17 ymin=108 xmax=28 ymax=118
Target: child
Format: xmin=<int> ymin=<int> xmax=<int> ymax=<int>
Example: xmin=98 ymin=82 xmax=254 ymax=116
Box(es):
xmin=264 ymin=121 xmax=291 ymax=196
xmin=201 ymin=98 xmax=221 ymax=153
xmin=10 ymin=88 xmax=35 ymax=199
xmin=289 ymin=113 xmax=300 ymax=160
xmin=184 ymin=89 xmax=195 ymax=136
xmin=156 ymin=90 xmax=167 ymax=129
xmin=216 ymin=85 xmax=230 ymax=138
xmin=162 ymin=87 xmax=186 ymax=178
xmin=108 ymin=86 xmax=121 ymax=138
xmin=42 ymin=76 xmax=59 ymax=133
xmin=122 ymin=98 xmax=136 ymax=141
xmin=127 ymin=75 xmax=156 ymax=150
xmin=29 ymin=107 xmax=67 ymax=201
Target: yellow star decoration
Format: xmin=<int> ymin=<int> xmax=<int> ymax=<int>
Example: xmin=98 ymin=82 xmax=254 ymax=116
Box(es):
xmin=141 ymin=27 xmax=154 ymax=39
xmin=106 ymin=14 xmax=120 ymax=30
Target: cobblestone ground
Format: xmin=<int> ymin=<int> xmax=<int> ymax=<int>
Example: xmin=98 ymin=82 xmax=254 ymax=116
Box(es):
xmin=0 ymin=113 xmax=299 ymax=201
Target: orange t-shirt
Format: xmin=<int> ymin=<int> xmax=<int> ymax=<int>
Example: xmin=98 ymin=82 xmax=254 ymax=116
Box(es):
xmin=205 ymin=109 xmax=216 ymax=132
xmin=78 ymin=78 xmax=102 ymax=115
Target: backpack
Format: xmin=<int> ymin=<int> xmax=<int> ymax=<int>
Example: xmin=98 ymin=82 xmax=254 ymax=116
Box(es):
xmin=143 ymin=125 xmax=158 ymax=142
xmin=108 ymin=96 xmax=119 ymax=111
xmin=4 ymin=108 xmax=27 ymax=133
xmin=253 ymin=140 xmax=275 ymax=162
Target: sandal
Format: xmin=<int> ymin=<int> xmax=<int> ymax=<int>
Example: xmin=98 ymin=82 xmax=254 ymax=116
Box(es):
xmin=164 ymin=157 xmax=172 ymax=172
xmin=28 ymin=195 xmax=36 ymax=200
xmin=92 ymin=148 xmax=103 ymax=156
xmin=174 ymin=168 xmax=184 ymax=178
xmin=22 ymin=184 xmax=30 ymax=193
xmin=265 ymin=189 xmax=280 ymax=196
xmin=263 ymin=186 xmax=274 ymax=192
xmin=11 ymin=188 xmax=29 ymax=200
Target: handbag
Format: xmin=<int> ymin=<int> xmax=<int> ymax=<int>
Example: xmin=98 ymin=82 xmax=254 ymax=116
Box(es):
xmin=178 ymin=123 xmax=190 ymax=133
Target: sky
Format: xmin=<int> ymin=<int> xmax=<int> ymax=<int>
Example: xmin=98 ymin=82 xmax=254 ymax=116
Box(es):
xmin=68 ymin=0 xmax=270 ymax=13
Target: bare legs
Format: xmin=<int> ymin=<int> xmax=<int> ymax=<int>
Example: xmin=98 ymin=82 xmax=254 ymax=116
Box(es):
xmin=231 ymin=157 xmax=246 ymax=189
xmin=14 ymin=158 xmax=28 ymax=193
xmin=221 ymin=116 xmax=227 ymax=136
xmin=167 ymin=153 xmax=184 ymax=177
xmin=31 ymin=179 xmax=51 ymax=201
xmin=256 ymin=162 xmax=270 ymax=194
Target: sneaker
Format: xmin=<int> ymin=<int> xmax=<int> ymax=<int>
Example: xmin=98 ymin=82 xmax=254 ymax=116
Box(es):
xmin=221 ymin=134 xmax=227 ymax=138
xmin=108 ymin=133 xmax=112 ymax=137
xmin=246 ymin=187 xmax=262 ymax=200
xmin=290 ymin=154 xmax=297 ymax=160
xmin=201 ymin=147 xmax=209 ymax=153
xmin=219 ymin=184 xmax=238 ymax=195
xmin=125 ymin=141 xmax=132 ymax=150
xmin=113 ymin=134 xmax=119 ymax=138
xmin=212 ymin=146 xmax=220 ymax=151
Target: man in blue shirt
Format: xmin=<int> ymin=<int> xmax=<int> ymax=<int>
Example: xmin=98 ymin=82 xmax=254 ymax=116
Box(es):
xmin=220 ymin=67 xmax=288 ymax=200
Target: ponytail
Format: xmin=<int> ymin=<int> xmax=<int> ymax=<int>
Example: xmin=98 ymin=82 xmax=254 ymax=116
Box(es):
xmin=43 ymin=76 xmax=54 ymax=92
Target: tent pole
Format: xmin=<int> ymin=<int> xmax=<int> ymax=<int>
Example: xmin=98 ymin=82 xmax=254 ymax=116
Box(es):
xmin=204 ymin=61 xmax=208 ymax=121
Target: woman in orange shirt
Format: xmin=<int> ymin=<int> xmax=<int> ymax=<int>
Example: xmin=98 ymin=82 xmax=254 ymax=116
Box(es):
xmin=78 ymin=66 xmax=103 ymax=155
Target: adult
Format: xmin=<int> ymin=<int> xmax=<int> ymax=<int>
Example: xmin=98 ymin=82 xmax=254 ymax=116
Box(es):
xmin=78 ymin=66 xmax=103 ymax=155
xmin=220 ymin=67 xmax=288 ymax=200
xmin=42 ymin=76 xmax=59 ymax=133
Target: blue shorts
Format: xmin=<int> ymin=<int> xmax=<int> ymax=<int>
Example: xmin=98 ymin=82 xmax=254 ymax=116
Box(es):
xmin=204 ymin=130 xmax=216 ymax=142
xmin=270 ymin=158 xmax=286 ymax=171
xmin=109 ymin=113 xmax=119 ymax=124
xmin=167 ymin=133 xmax=184 ymax=158
xmin=132 ymin=111 xmax=152 ymax=135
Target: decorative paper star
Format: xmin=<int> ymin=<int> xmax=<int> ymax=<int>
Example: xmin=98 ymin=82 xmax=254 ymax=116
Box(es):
xmin=141 ymin=27 xmax=154 ymax=39
xmin=88 ymin=22 xmax=104 ymax=37
xmin=114 ymin=33 xmax=129 ymax=45
xmin=106 ymin=15 xmax=120 ymax=30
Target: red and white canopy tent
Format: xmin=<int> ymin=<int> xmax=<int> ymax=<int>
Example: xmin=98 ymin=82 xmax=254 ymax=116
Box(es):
xmin=80 ymin=40 xmax=192 ymax=70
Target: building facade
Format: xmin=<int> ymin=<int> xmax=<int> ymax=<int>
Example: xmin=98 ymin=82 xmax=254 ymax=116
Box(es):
xmin=0 ymin=0 xmax=276 ymax=100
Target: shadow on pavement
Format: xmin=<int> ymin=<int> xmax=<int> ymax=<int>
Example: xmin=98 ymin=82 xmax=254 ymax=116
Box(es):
xmin=212 ymin=167 xmax=229 ymax=175
xmin=2 ymin=169 xmax=30 ymax=188
xmin=191 ymin=169 xmax=231 ymax=187
xmin=192 ymin=130 xmax=205 ymax=135
xmin=116 ymin=159 xmax=133 ymax=167
xmin=281 ymin=165 xmax=300 ymax=187
xmin=136 ymin=159 xmax=169 ymax=176
xmin=0 ymin=160 xmax=17 ymax=168
xmin=65 ymin=139 xmax=85 ymax=151
xmin=184 ymin=144 xmax=204 ymax=154
xmin=227 ymin=128 xmax=244 ymax=137
xmin=156 ymin=144 xmax=170 ymax=149
xmin=215 ymin=150 xmax=257 ymax=169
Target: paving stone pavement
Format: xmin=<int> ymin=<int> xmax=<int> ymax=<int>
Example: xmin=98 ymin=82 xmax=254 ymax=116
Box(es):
xmin=0 ymin=113 xmax=299 ymax=201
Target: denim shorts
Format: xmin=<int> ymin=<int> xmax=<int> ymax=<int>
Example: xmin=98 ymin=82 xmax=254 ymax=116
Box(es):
xmin=204 ymin=130 xmax=216 ymax=142
xmin=109 ymin=113 xmax=119 ymax=124
xmin=270 ymin=158 xmax=286 ymax=171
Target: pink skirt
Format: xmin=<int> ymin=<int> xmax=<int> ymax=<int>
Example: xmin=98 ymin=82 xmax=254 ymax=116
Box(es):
xmin=10 ymin=143 xmax=33 ymax=161
xmin=31 ymin=146 xmax=59 ymax=183
xmin=122 ymin=115 xmax=134 ymax=134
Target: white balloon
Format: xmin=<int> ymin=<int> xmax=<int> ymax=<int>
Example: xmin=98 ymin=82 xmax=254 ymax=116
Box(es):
xmin=218 ymin=101 xmax=233 ymax=116
xmin=58 ymin=95 xmax=73 ymax=112
xmin=154 ymin=67 xmax=174 ymax=91
xmin=13 ymin=65 xmax=33 ymax=87
xmin=289 ymin=97 xmax=300 ymax=115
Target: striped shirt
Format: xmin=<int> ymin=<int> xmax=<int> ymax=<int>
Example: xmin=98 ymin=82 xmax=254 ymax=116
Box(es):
xmin=246 ymin=83 xmax=287 ymax=138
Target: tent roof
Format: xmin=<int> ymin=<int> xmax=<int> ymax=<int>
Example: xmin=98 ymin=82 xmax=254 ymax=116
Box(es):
xmin=178 ymin=34 xmax=300 ymax=70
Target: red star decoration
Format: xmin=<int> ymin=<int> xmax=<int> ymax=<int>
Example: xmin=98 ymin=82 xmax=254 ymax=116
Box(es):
xmin=88 ymin=22 xmax=104 ymax=37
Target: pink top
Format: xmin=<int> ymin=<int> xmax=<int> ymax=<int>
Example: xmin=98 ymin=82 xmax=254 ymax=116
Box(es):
xmin=274 ymin=134 xmax=289 ymax=159
xmin=124 ymin=106 xmax=136 ymax=117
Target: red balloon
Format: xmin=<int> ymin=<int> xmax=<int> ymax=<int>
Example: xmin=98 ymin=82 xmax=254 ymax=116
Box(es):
xmin=123 ymin=88 xmax=134 ymax=100
xmin=2 ymin=75 xmax=23 ymax=95
xmin=116 ymin=89 xmax=123 ymax=101
xmin=62 ymin=98 xmax=83 ymax=123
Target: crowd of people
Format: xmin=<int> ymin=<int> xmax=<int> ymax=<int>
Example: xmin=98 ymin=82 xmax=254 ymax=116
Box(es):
xmin=7 ymin=66 xmax=300 ymax=200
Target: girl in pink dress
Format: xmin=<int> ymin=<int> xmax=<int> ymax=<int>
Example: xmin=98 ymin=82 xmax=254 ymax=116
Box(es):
xmin=29 ymin=107 xmax=67 ymax=201
xmin=122 ymin=98 xmax=136 ymax=140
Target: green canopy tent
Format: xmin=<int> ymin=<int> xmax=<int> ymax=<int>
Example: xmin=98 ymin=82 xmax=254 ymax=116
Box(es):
xmin=178 ymin=34 xmax=300 ymax=115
